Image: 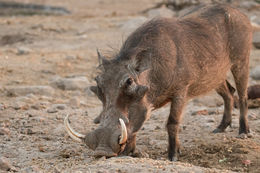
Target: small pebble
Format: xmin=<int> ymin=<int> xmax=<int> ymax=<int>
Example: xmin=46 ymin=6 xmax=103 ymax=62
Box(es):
xmin=0 ymin=157 xmax=17 ymax=171
xmin=55 ymin=104 xmax=66 ymax=110
xmin=192 ymin=109 xmax=208 ymax=116
xmin=69 ymin=98 xmax=80 ymax=108
xmin=0 ymin=103 xmax=5 ymax=110
xmin=38 ymin=145 xmax=46 ymax=152
xmin=0 ymin=127 xmax=10 ymax=135
xmin=155 ymin=126 xmax=161 ymax=130
xmin=248 ymin=113 xmax=257 ymax=120
xmin=60 ymin=149 xmax=71 ymax=158
xmin=47 ymin=107 xmax=58 ymax=113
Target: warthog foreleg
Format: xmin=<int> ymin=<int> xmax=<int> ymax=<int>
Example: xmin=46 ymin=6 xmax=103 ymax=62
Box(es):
xmin=167 ymin=89 xmax=187 ymax=161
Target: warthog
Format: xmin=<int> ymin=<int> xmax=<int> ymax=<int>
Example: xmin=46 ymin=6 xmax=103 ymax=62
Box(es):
xmin=64 ymin=4 xmax=252 ymax=161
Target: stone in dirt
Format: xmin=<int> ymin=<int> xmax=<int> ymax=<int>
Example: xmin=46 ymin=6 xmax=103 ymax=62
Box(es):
xmin=50 ymin=76 xmax=90 ymax=90
xmin=47 ymin=104 xmax=66 ymax=113
xmin=21 ymin=166 xmax=42 ymax=173
xmin=47 ymin=107 xmax=58 ymax=113
xmin=253 ymin=32 xmax=260 ymax=49
xmin=0 ymin=103 xmax=5 ymax=110
xmin=248 ymin=98 xmax=260 ymax=108
xmin=0 ymin=127 xmax=10 ymax=135
xmin=68 ymin=97 xmax=80 ymax=108
xmin=0 ymin=157 xmax=17 ymax=171
xmin=250 ymin=66 xmax=260 ymax=80
xmin=16 ymin=47 xmax=31 ymax=55
xmin=54 ymin=104 xmax=66 ymax=110
xmin=11 ymin=101 xmax=29 ymax=110
xmin=192 ymin=109 xmax=208 ymax=115
xmin=6 ymin=85 xmax=54 ymax=97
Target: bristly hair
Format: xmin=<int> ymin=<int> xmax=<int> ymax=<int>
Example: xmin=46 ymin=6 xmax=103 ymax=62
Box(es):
xmin=115 ymin=18 xmax=174 ymax=62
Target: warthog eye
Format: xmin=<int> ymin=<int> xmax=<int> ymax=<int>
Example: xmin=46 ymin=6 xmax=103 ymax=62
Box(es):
xmin=126 ymin=78 xmax=133 ymax=86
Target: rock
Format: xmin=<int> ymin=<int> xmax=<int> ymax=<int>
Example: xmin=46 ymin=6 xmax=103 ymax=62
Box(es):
xmin=252 ymin=22 xmax=260 ymax=32
xmin=250 ymin=66 xmax=260 ymax=80
xmin=0 ymin=157 xmax=17 ymax=171
xmin=11 ymin=101 xmax=29 ymax=110
xmin=16 ymin=47 xmax=31 ymax=55
xmin=68 ymin=97 xmax=80 ymax=108
xmin=47 ymin=107 xmax=58 ymax=113
xmin=192 ymin=109 xmax=208 ymax=116
xmin=16 ymin=96 xmax=33 ymax=103
xmin=120 ymin=17 xmax=147 ymax=34
xmin=147 ymin=6 xmax=175 ymax=19
xmin=253 ymin=32 xmax=260 ymax=49
xmin=0 ymin=127 xmax=10 ymax=135
xmin=55 ymin=104 xmax=66 ymax=110
xmin=250 ymin=15 xmax=260 ymax=31
xmin=248 ymin=85 xmax=260 ymax=99
xmin=59 ymin=149 xmax=76 ymax=158
xmin=20 ymin=128 xmax=35 ymax=135
xmin=66 ymin=55 xmax=78 ymax=61
xmin=248 ymin=98 xmax=260 ymax=108
xmin=0 ymin=103 xmax=5 ymax=110
xmin=41 ymin=69 xmax=56 ymax=75
xmin=206 ymin=117 xmax=215 ymax=123
xmin=155 ymin=126 xmax=161 ymax=130
xmin=6 ymin=85 xmax=54 ymax=96
xmin=71 ymin=90 xmax=82 ymax=96
xmin=21 ymin=166 xmax=42 ymax=173
xmin=207 ymin=108 xmax=222 ymax=115
xmin=38 ymin=145 xmax=46 ymax=152
xmin=25 ymin=93 xmax=37 ymax=99
xmin=50 ymin=76 xmax=90 ymax=90
xmin=248 ymin=113 xmax=257 ymax=120
xmin=31 ymin=103 xmax=46 ymax=110
xmin=47 ymin=103 xmax=66 ymax=113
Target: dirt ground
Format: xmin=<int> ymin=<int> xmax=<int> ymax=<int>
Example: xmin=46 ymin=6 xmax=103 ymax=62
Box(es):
xmin=0 ymin=0 xmax=260 ymax=172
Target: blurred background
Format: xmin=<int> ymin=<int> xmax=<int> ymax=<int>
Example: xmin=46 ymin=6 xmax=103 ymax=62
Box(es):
xmin=0 ymin=0 xmax=259 ymax=172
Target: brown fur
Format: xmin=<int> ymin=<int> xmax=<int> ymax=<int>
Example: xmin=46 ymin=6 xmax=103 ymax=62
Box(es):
xmin=87 ymin=4 xmax=252 ymax=161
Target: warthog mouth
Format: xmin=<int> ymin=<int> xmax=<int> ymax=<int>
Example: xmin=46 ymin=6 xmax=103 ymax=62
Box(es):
xmin=64 ymin=114 xmax=128 ymax=157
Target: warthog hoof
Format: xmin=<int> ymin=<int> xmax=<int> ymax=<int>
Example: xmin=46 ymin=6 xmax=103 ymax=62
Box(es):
xmin=168 ymin=149 xmax=181 ymax=162
xmin=212 ymin=128 xmax=225 ymax=133
xmin=236 ymin=132 xmax=253 ymax=139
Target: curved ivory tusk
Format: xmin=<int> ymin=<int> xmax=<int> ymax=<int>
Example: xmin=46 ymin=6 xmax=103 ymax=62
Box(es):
xmin=64 ymin=114 xmax=85 ymax=143
xmin=119 ymin=118 xmax=128 ymax=144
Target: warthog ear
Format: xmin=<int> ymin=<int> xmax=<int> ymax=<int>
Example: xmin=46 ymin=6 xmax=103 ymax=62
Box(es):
xmin=131 ymin=49 xmax=151 ymax=74
xmin=90 ymin=86 xmax=104 ymax=102
xmin=97 ymin=49 xmax=110 ymax=71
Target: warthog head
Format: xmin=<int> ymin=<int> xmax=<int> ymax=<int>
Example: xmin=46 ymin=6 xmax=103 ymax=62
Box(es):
xmin=65 ymin=49 xmax=151 ymax=157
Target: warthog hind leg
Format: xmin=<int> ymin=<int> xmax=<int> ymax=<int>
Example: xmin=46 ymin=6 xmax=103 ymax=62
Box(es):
xmin=213 ymin=80 xmax=235 ymax=133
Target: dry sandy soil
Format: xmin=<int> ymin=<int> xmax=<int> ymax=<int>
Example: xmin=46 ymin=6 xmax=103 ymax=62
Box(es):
xmin=0 ymin=0 xmax=260 ymax=172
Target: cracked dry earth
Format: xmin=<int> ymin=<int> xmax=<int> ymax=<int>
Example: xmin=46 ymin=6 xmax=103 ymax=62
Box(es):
xmin=0 ymin=0 xmax=260 ymax=172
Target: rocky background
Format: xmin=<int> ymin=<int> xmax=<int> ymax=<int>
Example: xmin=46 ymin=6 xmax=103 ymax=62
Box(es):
xmin=0 ymin=0 xmax=259 ymax=172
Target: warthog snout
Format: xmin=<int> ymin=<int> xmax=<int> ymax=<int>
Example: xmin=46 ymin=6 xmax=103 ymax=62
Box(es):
xmin=64 ymin=114 xmax=127 ymax=157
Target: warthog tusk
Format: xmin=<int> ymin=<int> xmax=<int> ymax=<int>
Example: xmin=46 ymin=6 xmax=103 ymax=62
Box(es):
xmin=119 ymin=118 xmax=127 ymax=144
xmin=64 ymin=114 xmax=85 ymax=143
